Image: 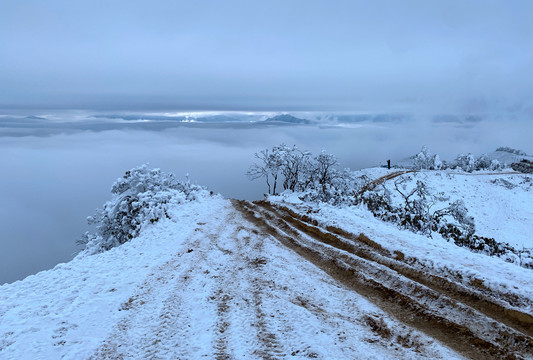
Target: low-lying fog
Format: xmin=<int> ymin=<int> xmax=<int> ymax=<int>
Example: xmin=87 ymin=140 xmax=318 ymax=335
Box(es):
xmin=1 ymin=111 xmax=531 ymax=284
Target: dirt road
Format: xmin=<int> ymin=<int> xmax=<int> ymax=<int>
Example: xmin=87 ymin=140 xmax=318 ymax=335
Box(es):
xmin=88 ymin=199 xmax=532 ymax=359
xmin=234 ymin=200 xmax=533 ymax=360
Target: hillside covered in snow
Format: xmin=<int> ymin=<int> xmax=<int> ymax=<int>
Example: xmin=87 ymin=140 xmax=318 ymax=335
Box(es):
xmin=1 ymin=158 xmax=533 ymax=359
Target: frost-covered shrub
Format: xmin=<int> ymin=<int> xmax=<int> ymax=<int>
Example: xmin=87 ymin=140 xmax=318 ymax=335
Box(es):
xmin=441 ymin=228 xmax=533 ymax=269
xmin=489 ymin=159 xmax=502 ymax=171
xmin=362 ymin=177 xmax=473 ymax=239
xmin=474 ymin=154 xmax=490 ymax=170
xmin=451 ymin=153 xmax=501 ymax=172
xmin=299 ymin=169 xmax=368 ymax=205
xmin=248 ymin=144 xmax=357 ymax=203
xmin=474 ymin=154 xmax=502 ymax=171
xmin=385 ymin=177 xmax=475 ymax=236
xmin=452 ymin=153 xmax=476 ymax=172
xmin=511 ymin=159 xmax=533 ymax=174
xmin=413 ymin=146 xmax=443 ymax=170
xmin=407 ymin=146 xmax=504 ymax=172
xmin=361 ymin=176 xmax=532 ymax=269
xmin=78 ymin=165 xmax=210 ymax=254
xmin=496 ymin=147 xmax=528 ymax=156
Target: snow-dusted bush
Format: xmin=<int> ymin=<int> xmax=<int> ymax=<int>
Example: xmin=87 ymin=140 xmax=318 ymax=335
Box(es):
xmin=474 ymin=154 xmax=490 ymax=170
xmin=384 ymin=177 xmax=474 ymax=236
xmin=452 ymin=153 xmax=476 ymax=172
xmin=299 ymin=169 xmax=368 ymax=205
xmin=413 ymin=146 xmax=443 ymax=170
xmin=405 ymin=146 xmax=504 ymax=172
xmin=248 ymin=144 xmax=355 ymax=202
xmin=511 ymin=160 xmax=533 ymax=174
xmin=450 ymin=153 xmax=501 ymax=172
xmin=362 ymin=176 xmax=474 ymax=238
xmin=362 ymin=176 xmax=532 ymax=269
xmin=496 ymin=147 xmax=528 ymax=156
xmin=78 ymin=165 xmax=210 ymax=254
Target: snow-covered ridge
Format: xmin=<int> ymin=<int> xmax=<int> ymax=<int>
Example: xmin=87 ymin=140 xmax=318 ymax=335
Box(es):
xmin=0 ymin=197 xmax=465 ymax=359
xmin=2 ymin=163 xmax=533 ymax=359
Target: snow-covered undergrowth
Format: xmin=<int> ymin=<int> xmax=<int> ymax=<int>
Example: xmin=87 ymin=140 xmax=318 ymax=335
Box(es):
xmin=395 ymin=145 xmax=533 ymax=172
xmin=251 ymin=144 xmax=533 ymax=269
xmin=270 ymin=165 xmax=533 ymax=269
xmin=268 ymin=192 xmax=533 ymax=309
xmin=364 ymin=170 xmax=533 ymax=268
xmin=362 ymin=168 xmax=532 ymax=265
xmin=368 ymin=169 xmax=533 ymax=249
xmin=78 ymin=165 xmax=212 ymax=254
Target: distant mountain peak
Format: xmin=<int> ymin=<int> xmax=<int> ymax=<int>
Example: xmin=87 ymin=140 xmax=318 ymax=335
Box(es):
xmin=264 ymin=114 xmax=310 ymax=124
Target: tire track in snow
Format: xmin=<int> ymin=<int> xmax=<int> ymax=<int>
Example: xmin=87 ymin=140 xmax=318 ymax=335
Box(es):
xmin=91 ymin=199 xmax=466 ymax=359
xmin=210 ymin=208 xmax=286 ymax=360
xmin=232 ymin=200 xmax=453 ymax=360
xmin=139 ymin=240 xmax=214 ymax=359
xmin=90 ymin=225 xmax=213 ymax=359
xmin=262 ymin=201 xmax=533 ymax=337
xmin=209 ymin=222 xmax=245 ymax=360
xmin=137 ymin=214 xmax=236 ymax=360
xmin=235 ymin=200 xmax=533 ymax=360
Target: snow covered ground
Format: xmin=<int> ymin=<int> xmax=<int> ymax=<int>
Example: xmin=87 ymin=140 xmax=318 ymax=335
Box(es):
xmin=1 ymin=167 xmax=533 ymax=359
xmin=357 ymin=167 xmax=533 ymax=248
xmin=269 ymin=167 xmax=533 ymax=311
xmin=0 ymin=197 xmax=226 ymax=359
xmin=0 ymin=197 xmax=461 ymax=359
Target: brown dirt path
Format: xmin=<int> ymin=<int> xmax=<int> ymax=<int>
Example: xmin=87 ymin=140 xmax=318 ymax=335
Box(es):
xmin=233 ymin=199 xmax=533 ymax=360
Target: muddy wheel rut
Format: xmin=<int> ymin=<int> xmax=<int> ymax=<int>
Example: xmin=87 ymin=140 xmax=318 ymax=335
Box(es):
xmin=232 ymin=200 xmax=533 ymax=360
xmin=256 ymin=201 xmax=533 ymax=337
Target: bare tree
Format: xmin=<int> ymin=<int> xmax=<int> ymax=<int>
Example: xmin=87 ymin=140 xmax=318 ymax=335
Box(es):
xmin=314 ymin=151 xmax=339 ymax=193
xmin=247 ymin=144 xmax=343 ymax=198
xmin=246 ymin=148 xmax=282 ymax=194
xmin=274 ymin=144 xmax=313 ymax=192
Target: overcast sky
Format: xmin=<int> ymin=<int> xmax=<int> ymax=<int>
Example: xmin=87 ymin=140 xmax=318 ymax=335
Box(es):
xmin=1 ymin=0 xmax=532 ymax=111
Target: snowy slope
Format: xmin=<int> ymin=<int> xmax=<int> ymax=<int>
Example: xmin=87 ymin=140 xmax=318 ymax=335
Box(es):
xmin=358 ymin=167 xmax=533 ymax=248
xmin=0 ymin=197 xmax=226 ymax=359
xmin=267 ymin=165 xmax=533 ymax=316
xmin=486 ymin=149 xmax=533 ymax=166
xmin=271 ymin=194 xmax=533 ymax=304
xmin=2 ymin=167 xmax=533 ymax=359
xmin=0 ymin=197 xmax=461 ymax=360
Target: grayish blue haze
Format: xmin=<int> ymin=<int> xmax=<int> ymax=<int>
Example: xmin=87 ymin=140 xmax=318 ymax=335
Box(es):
xmin=1 ymin=0 xmax=532 ymax=110
xmin=1 ymin=1 xmax=532 ymax=284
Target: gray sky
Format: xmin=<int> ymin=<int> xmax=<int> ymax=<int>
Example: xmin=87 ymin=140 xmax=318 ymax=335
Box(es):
xmin=1 ymin=0 xmax=532 ymax=110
